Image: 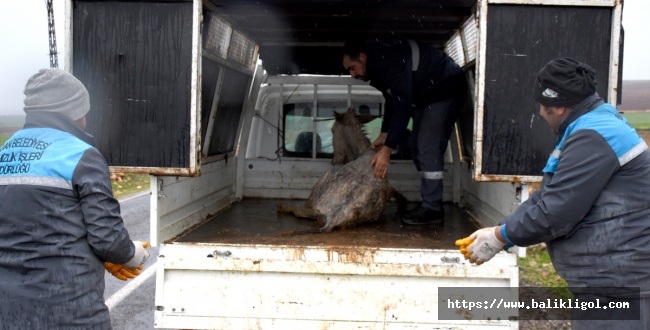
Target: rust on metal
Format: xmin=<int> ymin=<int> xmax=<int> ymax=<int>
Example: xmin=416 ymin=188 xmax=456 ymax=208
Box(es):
xmin=326 ymin=247 xmax=377 ymax=263
xmin=475 ymin=173 xmax=541 ymax=183
xmin=109 ymin=166 xmax=199 ymax=176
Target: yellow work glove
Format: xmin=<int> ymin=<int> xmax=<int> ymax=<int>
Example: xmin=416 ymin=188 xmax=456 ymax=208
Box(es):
xmin=455 ymin=236 xmax=478 ymax=263
xmin=104 ymin=262 xmax=143 ymax=281
xmin=105 ymin=241 xmax=151 ymax=281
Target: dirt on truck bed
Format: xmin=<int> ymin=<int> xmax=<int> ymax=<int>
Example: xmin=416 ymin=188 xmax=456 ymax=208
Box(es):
xmin=174 ymin=199 xmax=479 ymax=250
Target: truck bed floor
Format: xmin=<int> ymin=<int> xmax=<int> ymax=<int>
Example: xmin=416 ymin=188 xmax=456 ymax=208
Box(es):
xmin=174 ymin=199 xmax=479 ymax=250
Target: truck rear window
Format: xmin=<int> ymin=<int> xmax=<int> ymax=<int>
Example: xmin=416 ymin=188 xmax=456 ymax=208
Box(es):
xmin=282 ymin=102 xmax=412 ymax=159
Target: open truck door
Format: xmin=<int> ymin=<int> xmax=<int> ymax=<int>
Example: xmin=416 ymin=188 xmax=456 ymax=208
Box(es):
xmin=66 ymin=0 xmax=623 ymax=328
xmin=67 ymin=0 xmax=259 ymax=176
xmin=472 ymin=0 xmax=623 ymax=182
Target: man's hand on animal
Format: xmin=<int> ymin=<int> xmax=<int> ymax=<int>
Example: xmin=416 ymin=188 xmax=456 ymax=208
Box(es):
xmin=457 ymin=227 xmax=506 ymax=264
xmin=371 ymin=146 xmax=392 ymax=178
xmin=370 ymin=132 xmax=387 ymax=150
xmin=104 ymin=262 xmax=143 ymax=281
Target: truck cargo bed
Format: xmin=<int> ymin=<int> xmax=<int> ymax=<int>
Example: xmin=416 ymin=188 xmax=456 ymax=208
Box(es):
xmin=174 ymin=198 xmax=478 ymax=250
xmin=157 ymin=199 xmax=517 ymax=329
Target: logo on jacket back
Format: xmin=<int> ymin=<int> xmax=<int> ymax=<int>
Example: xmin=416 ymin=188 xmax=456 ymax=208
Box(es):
xmin=542 ymin=88 xmax=559 ymax=98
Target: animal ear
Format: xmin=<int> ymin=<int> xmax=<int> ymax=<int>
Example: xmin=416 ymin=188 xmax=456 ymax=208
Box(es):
xmin=334 ymin=111 xmax=343 ymax=121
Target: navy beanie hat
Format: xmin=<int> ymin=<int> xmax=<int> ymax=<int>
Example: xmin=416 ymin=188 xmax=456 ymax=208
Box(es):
xmin=533 ymin=57 xmax=597 ymax=107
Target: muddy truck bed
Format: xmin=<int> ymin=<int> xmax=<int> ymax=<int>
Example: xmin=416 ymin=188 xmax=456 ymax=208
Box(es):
xmin=174 ymin=199 xmax=479 ymax=250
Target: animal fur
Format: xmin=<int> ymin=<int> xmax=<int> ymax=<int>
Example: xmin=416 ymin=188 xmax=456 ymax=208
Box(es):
xmin=277 ymin=108 xmax=407 ymax=232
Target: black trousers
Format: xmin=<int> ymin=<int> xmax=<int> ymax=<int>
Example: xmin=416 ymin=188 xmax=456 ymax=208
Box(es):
xmin=410 ymin=94 xmax=465 ymax=211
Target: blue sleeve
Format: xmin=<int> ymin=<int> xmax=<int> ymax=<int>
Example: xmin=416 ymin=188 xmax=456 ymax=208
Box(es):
xmin=503 ymin=130 xmax=619 ymax=246
xmin=500 ymin=224 xmax=514 ymax=245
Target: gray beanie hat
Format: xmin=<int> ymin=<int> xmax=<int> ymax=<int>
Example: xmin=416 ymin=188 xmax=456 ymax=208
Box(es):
xmin=23 ymin=68 xmax=90 ymax=121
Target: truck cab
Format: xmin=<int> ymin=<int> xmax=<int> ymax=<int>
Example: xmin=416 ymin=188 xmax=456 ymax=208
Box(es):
xmin=64 ymin=0 xmax=623 ymax=328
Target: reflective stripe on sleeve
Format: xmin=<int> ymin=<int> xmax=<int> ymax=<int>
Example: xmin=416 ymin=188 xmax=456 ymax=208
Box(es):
xmin=550 ymin=149 xmax=561 ymax=158
xmin=0 ymin=176 xmax=73 ymax=190
xmin=620 ymin=140 xmax=648 ymax=166
xmin=408 ymin=39 xmax=419 ymax=71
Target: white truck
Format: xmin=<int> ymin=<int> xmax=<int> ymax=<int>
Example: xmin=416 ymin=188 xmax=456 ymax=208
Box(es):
xmin=64 ymin=0 xmax=624 ymax=328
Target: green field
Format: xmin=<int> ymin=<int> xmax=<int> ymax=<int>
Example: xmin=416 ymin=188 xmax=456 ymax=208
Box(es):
xmin=622 ymin=111 xmax=650 ymax=129
xmin=0 ymin=115 xmax=25 ymax=145
xmin=0 ymin=134 xmax=10 ymax=146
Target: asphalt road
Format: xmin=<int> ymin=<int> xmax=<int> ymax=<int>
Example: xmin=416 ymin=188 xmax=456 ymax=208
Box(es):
xmin=104 ymin=191 xmax=162 ymax=330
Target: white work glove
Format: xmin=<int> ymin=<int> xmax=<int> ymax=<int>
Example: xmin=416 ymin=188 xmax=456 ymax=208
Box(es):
xmin=465 ymin=227 xmax=506 ymax=264
xmin=124 ymin=241 xmax=151 ymax=269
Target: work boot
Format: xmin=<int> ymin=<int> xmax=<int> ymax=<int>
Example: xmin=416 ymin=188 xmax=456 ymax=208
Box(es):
xmin=401 ymin=206 xmax=444 ymax=225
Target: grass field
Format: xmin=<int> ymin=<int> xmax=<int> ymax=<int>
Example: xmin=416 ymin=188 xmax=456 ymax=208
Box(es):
xmin=622 ymin=111 xmax=650 ymax=129
xmin=0 ymin=133 xmax=12 ymax=146
xmin=110 ymin=172 xmax=150 ymax=198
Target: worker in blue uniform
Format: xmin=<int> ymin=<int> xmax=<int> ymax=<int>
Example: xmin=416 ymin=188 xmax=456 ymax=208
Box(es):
xmin=459 ymin=58 xmax=650 ymax=329
xmin=0 ymin=68 xmax=150 ymax=329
